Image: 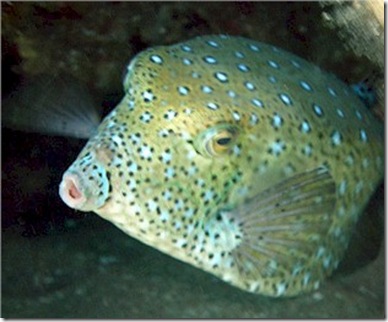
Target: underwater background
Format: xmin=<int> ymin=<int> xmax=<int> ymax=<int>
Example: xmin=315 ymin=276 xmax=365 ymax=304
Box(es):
xmin=2 ymin=2 xmax=384 ymax=318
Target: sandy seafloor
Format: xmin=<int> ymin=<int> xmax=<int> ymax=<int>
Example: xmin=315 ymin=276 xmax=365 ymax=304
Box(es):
xmin=1 ymin=2 xmax=385 ymax=318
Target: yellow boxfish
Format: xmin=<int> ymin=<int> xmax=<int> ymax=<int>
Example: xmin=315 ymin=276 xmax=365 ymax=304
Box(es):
xmin=59 ymin=35 xmax=384 ymax=297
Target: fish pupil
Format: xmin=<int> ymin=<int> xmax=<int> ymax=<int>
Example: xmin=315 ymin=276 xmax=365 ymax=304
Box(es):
xmin=216 ymin=137 xmax=232 ymax=145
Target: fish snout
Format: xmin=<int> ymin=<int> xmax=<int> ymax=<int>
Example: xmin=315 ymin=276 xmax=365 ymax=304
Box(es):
xmin=59 ymin=150 xmax=110 ymax=212
xmin=59 ymin=172 xmax=88 ymax=210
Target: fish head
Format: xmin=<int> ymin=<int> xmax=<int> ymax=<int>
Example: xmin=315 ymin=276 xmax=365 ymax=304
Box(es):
xmin=59 ymin=41 xmax=257 ymax=228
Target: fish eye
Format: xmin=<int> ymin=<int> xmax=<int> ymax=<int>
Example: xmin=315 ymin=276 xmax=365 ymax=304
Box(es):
xmin=194 ymin=124 xmax=239 ymax=157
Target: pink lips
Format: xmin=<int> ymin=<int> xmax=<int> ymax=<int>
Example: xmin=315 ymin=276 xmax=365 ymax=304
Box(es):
xmin=59 ymin=172 xmax=87 ymax=210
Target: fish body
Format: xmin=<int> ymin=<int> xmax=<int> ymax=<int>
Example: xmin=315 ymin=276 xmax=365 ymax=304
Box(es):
xmin=59 ymin=35 xmax=384 ymax=297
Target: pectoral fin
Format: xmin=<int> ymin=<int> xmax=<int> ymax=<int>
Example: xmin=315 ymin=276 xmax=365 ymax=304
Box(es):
xmin=230 ymin=167 xmax=336 ymax=281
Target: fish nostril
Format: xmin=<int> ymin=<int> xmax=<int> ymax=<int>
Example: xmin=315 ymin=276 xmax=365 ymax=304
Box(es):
xmin=95 ymin=143 xmax=114 ymax=165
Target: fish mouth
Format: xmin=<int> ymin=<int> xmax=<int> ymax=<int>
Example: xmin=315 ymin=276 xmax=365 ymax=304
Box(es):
xmin=59 ymin=172 xmax=88 ymax=210
xmin=59 ymin=154 xmax=110 ymax=212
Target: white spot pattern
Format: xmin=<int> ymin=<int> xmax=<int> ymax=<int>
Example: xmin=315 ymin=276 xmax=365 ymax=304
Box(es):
xmin=178 ymin=86 xmax=189 ymax=95
xmin=182 ymin=58 xmax=192 ymax=65
xmin=279 ymin=93 xmax=292 ymax=106
xmin=150 ymin=54 xmax=163 ymax=64
xmin=215 ymin=72 xmax=228 ymax=83
xmin=237 ymin=63 xmax=250 ymax=72
xmin=360 ymin=129 xmax=368 ymax=142
xmin=272 ymin=113 xmax=283 ymax=129
xmin=244 ymin=81 xmax=256 ymax=91
xmin=251 ymin=98 xmax=263 ymax=108
xmin=142 ymin=90 xmax=155 ymax=102
xmin=336 ymin=108 xmax=345 ymax=118
xmin=269 ymin=140 xmax=286 ymax=156
xmin=207 ymin=102 xmax=219 ymax=110
xmin=331 ymin=131 xmax=342 ymax=146
xmin=300 ymin=81 xmax=312 ymax=92
xmin=312 ymin=104 xmax=323 ymax=117
xmin=207 ymin=40 xmax=219 ymax=48
xmin=203 ymin=56 xmax=217 ymax=64
xmin=268 ymin=60 xmax=279 ymax=68
xmin=234 ymin=51 xmax=244 ymax=58
xmin=227 ymin=90 xmax=237 ymax=98
xmin=201 ymin=85 xmax=213 ymax=94
xmin=300 ymin=120 xmax=311 ymax=133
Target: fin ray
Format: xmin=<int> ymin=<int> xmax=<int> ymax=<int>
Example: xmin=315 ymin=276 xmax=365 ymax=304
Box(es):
xmin=230 ymin=167 xmax=336 ymax=280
